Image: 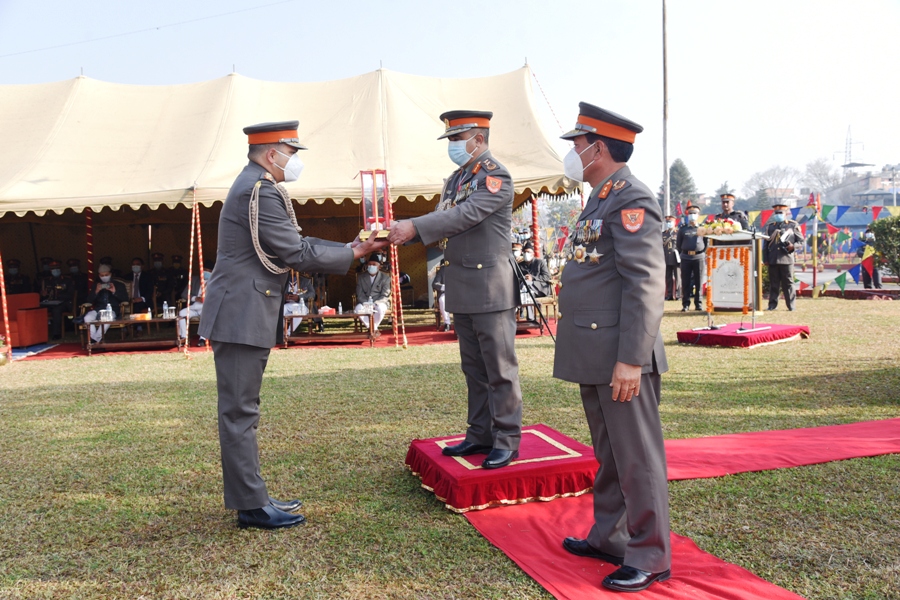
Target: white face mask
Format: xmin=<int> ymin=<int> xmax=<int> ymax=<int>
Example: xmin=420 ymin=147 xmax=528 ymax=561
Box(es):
xmin=100 ymin=275 xmax=112 ymax=283
xmin=688 ymin=213 xmax=699 ymax=223
xmin=513 ymin=249 xmax=522 ymax=258
xmin=367 ymin=265 xmax=379 ymax=275
xmin=563 ymin=142 xmax=598 ymax=182
xmin=275 ymin=150 xmax=304 ymax=183
xmin=523 ymin=252 xmax=534 ymax=261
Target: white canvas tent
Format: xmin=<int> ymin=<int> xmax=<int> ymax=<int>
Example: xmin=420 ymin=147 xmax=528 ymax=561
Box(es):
xmin=0 ymin=66 xmax=573 ymax=217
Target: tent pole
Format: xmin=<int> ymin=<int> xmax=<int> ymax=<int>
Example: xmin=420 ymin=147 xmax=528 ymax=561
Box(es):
xmin=531 ymin=194 xmax=540 ymax=258
xmin=381 ymin=170 xmax=406 ymax=349
xmin=194 ymin=192 xmax=209 ymax=351
xmin=0 ymin=253 xmax=12 ymax=363
xmin=28 ymin=222 xmax=39 ymax=277
xmin=85 ymin=208 xmax=94 ymax=283
xmin=184 ymin=196 xmax=198 ymax=357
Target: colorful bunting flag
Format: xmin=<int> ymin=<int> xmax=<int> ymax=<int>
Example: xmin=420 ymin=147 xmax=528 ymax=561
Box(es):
xmin=888 ymin=206 xmax=900 ymax=217
xmin=849 ymin=239 xmax=865 ymax=252
xmin=799 ymin=281 xmax=810 ymax=291
xmin=799 ymin=223 xmax=807 ymax=238
xmin=748 ymin=210 xmax=760 ymax=224
xmin=556 ymin=237 xmax=567 ymax=253
xmin=822 ymin=205 xmax=835 ymax=220
xmin=872 ymin=206 xmax=883 ymax=220
xmin=861 ymin=255 xmax=874 ymax=277
xmin=835 ymin=231 xmax=850 ymax=245
xmin=790 ymin=207 xmax=802 ymax=219
xmin=862 ymin=245 xmax=875 ymax=261
xmin=826 ymin=223 xmax=839 ymax=235
xmin=834 ymin=272 xmax=847 ymax=292
xmin=560 ymin=226 xmax=569 ymax=237
xmin=760 ymin=209 xmax=773 ymax=225
xmin=835 ymin=205 xmax=850 ymax=222
xmin=847 ymin=264 xmax=861 ymax=283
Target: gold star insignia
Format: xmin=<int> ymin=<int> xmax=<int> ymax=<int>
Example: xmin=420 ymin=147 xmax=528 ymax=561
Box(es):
xmin=574 ymin=244 xmax=587 ymax=263
xmin=587 ymin=248 xmax=602 ymax=263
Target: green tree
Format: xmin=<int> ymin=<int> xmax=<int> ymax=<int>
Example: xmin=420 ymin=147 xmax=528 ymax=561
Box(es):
xmin=659 ymin=158 xmax=698 ymax=210
xmin=869 ymin=215 xmax=900 ymax=278
xmin=715 ymin=181 xmax=735 ymax=197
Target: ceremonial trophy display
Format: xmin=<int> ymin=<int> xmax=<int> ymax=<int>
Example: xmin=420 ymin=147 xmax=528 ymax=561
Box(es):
xmin=358 ymin=171 xmax=390 ymax=241
xmin=695 ymin=218 xmax=769 ymax=332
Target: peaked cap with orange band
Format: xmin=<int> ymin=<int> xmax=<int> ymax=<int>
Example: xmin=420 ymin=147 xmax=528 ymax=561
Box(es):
xmin=243 ymin=120 xmax=307 ymax=150
xmin=560 ymin=102 xmax=643 ymax=143
xmin=437 ymin=110 xmax=493 ymax=140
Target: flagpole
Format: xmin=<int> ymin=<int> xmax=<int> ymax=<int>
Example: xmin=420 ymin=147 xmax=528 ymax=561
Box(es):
xmin=811 ymin=193 xmax=819 ymax=291
xmin=662 ymin=0 xmax=670 ymax=216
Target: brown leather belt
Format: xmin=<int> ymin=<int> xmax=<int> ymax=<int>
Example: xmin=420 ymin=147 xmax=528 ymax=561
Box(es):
xmin=685 ymin=250 xmax=704 ymax=256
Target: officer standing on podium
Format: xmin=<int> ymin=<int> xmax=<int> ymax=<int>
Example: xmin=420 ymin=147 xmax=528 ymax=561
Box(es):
xmin=553 ymin=102 xmax=671 ymax=593
xmin=388 ymin=110 xmax=523 ymax=470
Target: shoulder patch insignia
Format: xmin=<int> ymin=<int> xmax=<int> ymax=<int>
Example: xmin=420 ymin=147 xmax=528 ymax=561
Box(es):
xmin=598 ymin=180 xmax=613 ymax=199
xmin=262 ymin=172 xmax=276 ymax=182
xmin=485 ymin=176 xmax=502 ymax=194
xmin=613 ymin=179 xmax=629 ymax=192
xmin=621 ymin=208 xmax=645 ymax=233
xmin=472 ymin=163 xmax=482 ymax=175
xmin=482 ymin=158 xmax=499 ymax=171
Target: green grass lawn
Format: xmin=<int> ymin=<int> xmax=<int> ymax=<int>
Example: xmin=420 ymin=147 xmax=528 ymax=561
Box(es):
xmin=0 ymin=298 xmax=898 ymax=599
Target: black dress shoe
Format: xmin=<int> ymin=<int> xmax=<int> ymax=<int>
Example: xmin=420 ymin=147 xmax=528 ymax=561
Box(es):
xmin=562 ymin=537 xmax=623 ymax=565
xmin=237 ymin=504 xmax=306 ymax=530
xmin=602 ymin=565 xmax=671 ymax=592
xmin=482 ymin=448 xmax=518 ymax=469
xmin=442 ymin=441 xmax=493 ymax=457
xmin=269 ymin=497 xmax=303 ymax=512
xmin=680 ymin=306 xmax=688 ymax=312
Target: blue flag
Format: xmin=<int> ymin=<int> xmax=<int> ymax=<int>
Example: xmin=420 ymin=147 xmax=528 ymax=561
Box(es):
xmin=847 ymin=263 xmax=861 ymax=284
xmin=849 ymin=239 xmax=865 ymax=252
xmin=790 ymin=207 xmax=802 ymax=220
xmin=835 ymin=205 xmax=850 ymax=222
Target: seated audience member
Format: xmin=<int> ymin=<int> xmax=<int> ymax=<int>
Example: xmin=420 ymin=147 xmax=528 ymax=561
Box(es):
xmin=129 ymin=257 xmax=154 ymax=316
xmin=517 ymin=243 xmax=552 ymax=321
xmin=354 ymin=254 xmax=390 ymax=332
xmin=5 ymin=259 xmax=31 ymax=294
xmin=432 ymin=266 xmax=451 ymax=331
xmin=169 ymin=255 xmax=189 ymax=301
xmin=83 ymin=264 xmax=129 ymax=343
xmin=283 ymin=272 xmax=315 ymax=333
xmin=150 ymin=252 xmax=173 ymax=306
xmin=34 ymin=257 xmax=54 ymax=292
xmin=98 ymin=256 xmax=122 ymax=278
xmin=39 ymin=259 xmax=75 ymax=339
xmin=512 ymin=241 xmax=523 ymax=263
xmin=177 ymin=266 xmax=212 ymax=345
xmin=67 ymin=258 xmax=89 ymax=302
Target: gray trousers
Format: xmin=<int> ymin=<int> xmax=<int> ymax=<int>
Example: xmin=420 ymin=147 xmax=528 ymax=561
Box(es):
xmin=767 ymin=263 xmax=795 ymax=309
xmin=211 ymin=340 xmax=271 ymax=510
xmin=453 ymin=309 xmax=523 ymax=451
xmin=580 ymin=374 xmax=671 ymax=573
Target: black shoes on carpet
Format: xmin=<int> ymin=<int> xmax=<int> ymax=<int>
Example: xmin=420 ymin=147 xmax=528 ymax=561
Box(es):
xmin=442 ymin=441 xmax=518 ymax=469
xmin=562 ymin=537 xmax=623 ymax=565
xmin=602 ymin=565 xmax=671 ymax=592
xmin=441 ymin=441 xmax=492 ymax=457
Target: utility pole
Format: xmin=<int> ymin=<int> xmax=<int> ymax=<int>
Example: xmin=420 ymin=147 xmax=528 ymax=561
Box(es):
xmin=662 ymin=0 xmax=670 ymax=217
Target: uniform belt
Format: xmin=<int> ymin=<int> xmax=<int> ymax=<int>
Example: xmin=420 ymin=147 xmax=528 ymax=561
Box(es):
xmin=685 ymin=250 xmax=705 ymax=256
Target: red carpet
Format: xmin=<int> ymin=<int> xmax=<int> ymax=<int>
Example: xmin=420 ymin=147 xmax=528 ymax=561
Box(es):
xmin=406 ymin=424 xmax=595 ymax=512
xmin=466 ymin=495 xmax=804 ymax=600
xmin=666 ymin=418 xmax=900 ymax=480
xmin=676 ymin=322 xmax=810 ymax=348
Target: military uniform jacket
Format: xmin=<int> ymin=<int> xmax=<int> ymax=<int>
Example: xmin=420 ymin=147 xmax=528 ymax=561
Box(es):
xmin=763 ymin=220 xmax=800 ymax=265
xmin=716 ymin=209 xmax=749 ymax=230
xmin=199 ymin=162 xmax=353 ymax=348
xmin=411 ymin=150 xmax=516 ymax=314
xmin=356 ymin=270 xmax=391 ymax=303
xmin=662 ymin=229 xmax=680 ymax=265
xmin=431 ymin=268 xmax=445 ymax=293
xmin=553 ymin=166 xmax=668 ymax=385
xmin=41 ymin=276 xmax=75 ymax=303
xmin=6 ymin=273 xmax=30 ymax=295
xmin=676 ymin=224 xmax=706 ymax=260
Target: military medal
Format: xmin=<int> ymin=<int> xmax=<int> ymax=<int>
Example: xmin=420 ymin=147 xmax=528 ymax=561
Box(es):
xmin=587 ymin=248 xmax=602 ymax=263
xmin=573 ymin=244 xmax=587 ymax=263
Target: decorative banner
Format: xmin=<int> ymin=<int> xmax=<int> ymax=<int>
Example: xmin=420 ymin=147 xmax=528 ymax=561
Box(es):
xmin=862 ymin=245 xmax=875 ymax=261
xmin=836 ymin=205 xmax=850 ymax=222
xmin=847 ymin=264 xmax=861 ymax=283
xmin=888 ymin=206 xmax=900 ymax=217
xmin=556 ymin=237 xmax=567 ymax=253
xmin=675 ymin=202 xmax=683 ymax=216
xmin=799 ymin=223 xmax=807 ymax=238
xmin=799 ymin=281 xmax=810 ymax=291
xmin=822 ymin=205 xmax=835 ymax=220
xmin=834 ymin=272 xmax=847 ymax=292
xmin=872 ymin=206 xmax=883 ymax=220
xmin=545 ymin=227 xmax=555 ymax=241
xmin=861 ymin=256 xmax=874 ymax=277
xmin=849 ymin=239 xmax=865 ymax=252
xmin=760 ymin=209 xmax=773 ymax=225
xmin=559 ymin=226 xmax=569 ymax=237
xmin=790 ymin=207 xmax=802 ymax=219
xmin=835 ymin=231 xmax=851 ymax=245
xmin=826 ymin=223 xmax=839 ymax=235
xmin=748 ymin=210 xmax=760 ymax=223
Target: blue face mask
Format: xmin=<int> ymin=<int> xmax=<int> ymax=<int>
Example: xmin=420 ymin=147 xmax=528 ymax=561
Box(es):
xmin=447 ymin=138 xmax=474 ymax=167
xmin=773 ymin=213 xmax=785 ymax=223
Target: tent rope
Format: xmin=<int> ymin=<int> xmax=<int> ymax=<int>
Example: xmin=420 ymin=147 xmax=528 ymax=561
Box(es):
xmin=248 ymin=180 xmax=302 ymax=275
xmin=530 ymin=68 xmax=564 ymax=133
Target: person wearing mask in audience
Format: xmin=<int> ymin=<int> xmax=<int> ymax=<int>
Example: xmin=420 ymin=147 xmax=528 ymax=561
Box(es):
xmin=129 ymin=257 xmax=154 ymax=318
xmin=676 ymin=205 xmax=705 ymax=311
xmin=512 ymin=241 xmax=524 ymax=263
xmin=178 ymin=265 xmax=212 ymax=345
xmin=39 ymin=260 xmax=75 ymax=339
xmin=5 ymin=259 xmax=31 ymax=294
xmin=67 ymin=258 xmax=89 ymax=302
xmin=150 ymin=252 xmax=173 ymax=306
xmin=432 ymin=264 xmax=451 ymax=332
xmin=354 ymin=253 xmax=391 ymax=334
xmin=34 ymin=257 xmax=54 ymax=292
xmin=857 ymin=228 xmax=884 ymax=290
xmin=83 ymin=264 xmax=129 ymax=343
xmin=98 ymin=256 xmax=121 ymax=278
xmin=283 ymin=271 xmax=315 ymax=333
xmin=763 ymin=201 xmax=801 ymax=311
xmin=662 ymin=215 xmax=680 ymax=301
xmin=517 ymin=242 xmax=552 ymax=321
xmin=169 ymin=255 xmax=189 ymax=301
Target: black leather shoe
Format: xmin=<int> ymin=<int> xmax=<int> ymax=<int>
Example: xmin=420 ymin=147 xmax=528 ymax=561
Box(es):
xmin=482 ymin=448 xmax=518 ymax=469
xmin=237 ymin=505 xmax=306 ymax=530
xmin=765 ymin=306 xmax=777 ymax=311
xmin=442 ymin=441 xmax=493 ymax=457
xmin=269 ymin=497 xmax=302 ymax=512
xmin=680 ymin=306 xmax=688 ymax=312
xmin=602 ymin=566 xmax=671 ymax=592
xmin=562 ymin=537 xmax=623 ymax=565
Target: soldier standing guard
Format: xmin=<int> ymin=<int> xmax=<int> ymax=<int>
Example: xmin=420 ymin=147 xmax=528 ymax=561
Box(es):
xmin=388 ymin=110 xmax=523 ymax=470
xmin=763 ymin=201 xmax=801 ymax=311
xmin=553 ymin=102 xmax=670 ymax=593
xmin=662 ymin=215 xmax=680 ymax=301
xmin=4 ymin=259 xmax=31 ymax=294
xmin=715 ymin=193 xmax=749 ymax=230
xmin=199 ymin=120 xmax=386 ymax=530
xmin=677 ymin=205 xmax=706 ymax=311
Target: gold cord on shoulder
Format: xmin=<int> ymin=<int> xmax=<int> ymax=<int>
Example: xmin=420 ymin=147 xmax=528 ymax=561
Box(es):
xmin=248 ymin=180 xmax=303 ymax=274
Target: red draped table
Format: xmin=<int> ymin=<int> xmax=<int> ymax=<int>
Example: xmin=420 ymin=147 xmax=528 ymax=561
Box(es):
xmin=676 ymin=322 xmax=810 ymax=348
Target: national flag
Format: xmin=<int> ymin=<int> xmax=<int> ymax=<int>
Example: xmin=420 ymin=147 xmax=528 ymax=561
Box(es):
xmin=799 ymin=223 xmax=807 ymax=238
xmin=675 ymin=202 xmax=683 ymax=216
xmin=806 ymin=192 xmax=816 ymax=208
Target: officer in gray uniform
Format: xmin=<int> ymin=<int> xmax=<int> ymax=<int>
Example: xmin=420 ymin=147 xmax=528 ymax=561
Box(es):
xmin=662 ymin=215 xmax=680 ymax=301
xmin=763 ymin=201 xmax=801 ymax=311
xmin=388 ymin=110 xmax=522 ymax=470
xmin=676 ymin=205 xmax=706 ymax=311
xmin=553 ymin=102 xmax=671 ymax=593
xmin=199 ymin=121 xmax=386 ymax=529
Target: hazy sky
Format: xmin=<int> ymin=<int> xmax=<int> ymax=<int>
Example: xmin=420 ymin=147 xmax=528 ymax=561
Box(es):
xmin=1 ymin=0 xmax=897 ymax=196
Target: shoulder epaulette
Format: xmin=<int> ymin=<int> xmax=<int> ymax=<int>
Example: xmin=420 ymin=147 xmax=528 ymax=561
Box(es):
xmin=481 ymin=157 xmax=499 ymax=171
xmin=612 ymin=179 xmax=631 ymax=193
